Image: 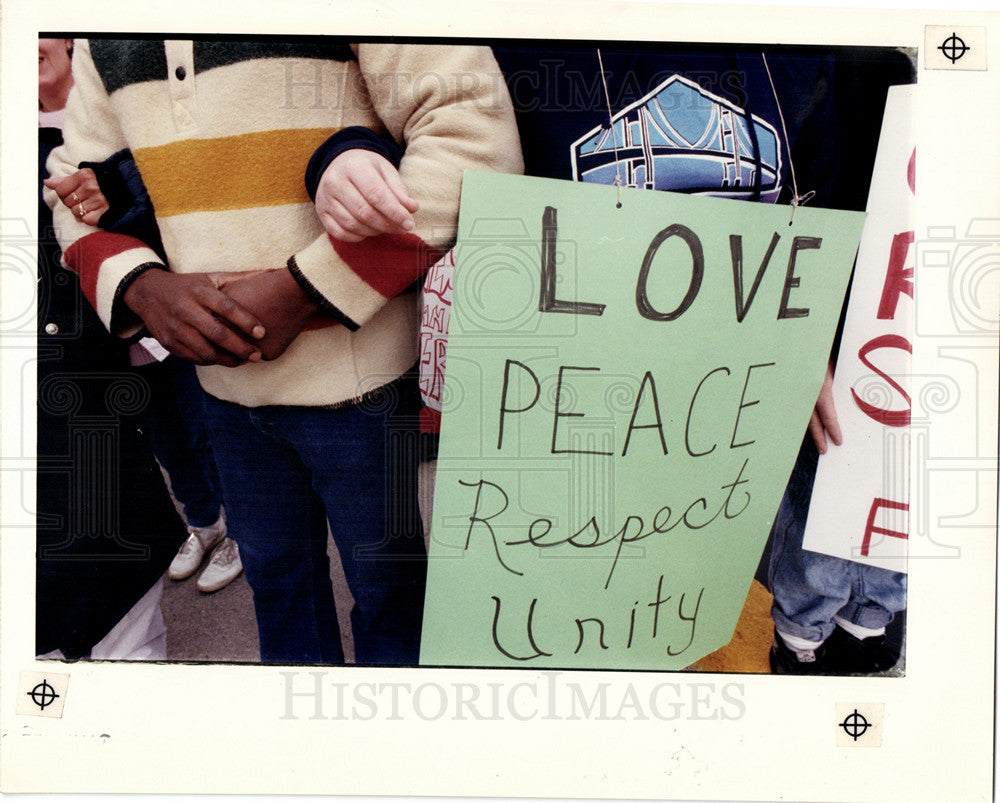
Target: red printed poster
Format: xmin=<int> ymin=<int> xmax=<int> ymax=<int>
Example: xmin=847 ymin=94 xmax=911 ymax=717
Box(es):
xmin=418 ymin=248 xmax=455 ymax=433
xmin=803 ymin=85 xmax=914 ymax=572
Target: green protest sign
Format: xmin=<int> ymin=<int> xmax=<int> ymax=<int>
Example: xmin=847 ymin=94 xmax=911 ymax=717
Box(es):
xmin=419 ymin=172 xmax=865 ymax=670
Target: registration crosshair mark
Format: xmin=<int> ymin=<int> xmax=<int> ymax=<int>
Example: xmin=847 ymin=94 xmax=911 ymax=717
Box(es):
xmin=27 ymin=679 xmax=60 ymax=711
xmin=839 ymin=708 xmax=871 ymax=741
xmin=938 ymin=33 xmax=970 ymax=64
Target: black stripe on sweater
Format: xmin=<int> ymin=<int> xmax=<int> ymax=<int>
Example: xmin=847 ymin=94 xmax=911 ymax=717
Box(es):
xmin=193 ymin=41 xmax=354 ymax=74
xmin=90 ymin=40 xmax=167 ymax=94
xmin=89 ymin=39 xmax=354 ymax=95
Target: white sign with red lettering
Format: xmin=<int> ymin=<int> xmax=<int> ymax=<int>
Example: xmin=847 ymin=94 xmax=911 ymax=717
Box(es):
xmin=803 ymin=85 xmax=914 ymax=572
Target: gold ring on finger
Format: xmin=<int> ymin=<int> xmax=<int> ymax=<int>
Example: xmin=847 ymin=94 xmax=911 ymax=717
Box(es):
xmin=71 ymin=192 xmax=80 ymax=204
xmin=77 ymin=203 xmax=86 ymax=217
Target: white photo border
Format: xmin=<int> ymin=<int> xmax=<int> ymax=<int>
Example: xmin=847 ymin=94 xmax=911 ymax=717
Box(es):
xmin=2 ymin=2 xmax=997 ymax=801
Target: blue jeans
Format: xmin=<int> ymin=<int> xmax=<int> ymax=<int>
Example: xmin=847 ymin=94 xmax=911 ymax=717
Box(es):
xmin=202 ymin=372 xmax=426 ymax=665
xmin=768 ymin=436 xmax=907 ymax=643
xmin=139 ymin=357 xmax=222 ymax=528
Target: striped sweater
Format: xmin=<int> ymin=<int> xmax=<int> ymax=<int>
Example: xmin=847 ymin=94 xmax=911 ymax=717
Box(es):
xmin=46 ymin=39 xmax=523 ymax=407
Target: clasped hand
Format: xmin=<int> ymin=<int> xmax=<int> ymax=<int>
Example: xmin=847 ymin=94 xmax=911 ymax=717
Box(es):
xmin=123 ymin=267 xmax=318 ymax=367
xmin=44 ymin=169 xmax=111 ymax=227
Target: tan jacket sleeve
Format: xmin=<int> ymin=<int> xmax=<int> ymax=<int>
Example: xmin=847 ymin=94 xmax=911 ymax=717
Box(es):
xmin=289 ymin=44 xmax=524 ymax=331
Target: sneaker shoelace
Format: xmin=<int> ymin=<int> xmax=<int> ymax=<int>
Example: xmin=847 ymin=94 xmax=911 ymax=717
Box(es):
xmin=211 ymin=540 xmax=238 ymax=567
xmin=179 ymin=533 xmax=201 ymax=554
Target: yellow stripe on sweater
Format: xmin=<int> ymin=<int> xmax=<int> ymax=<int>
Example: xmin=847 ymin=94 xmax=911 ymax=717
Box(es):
xmin=134 ymin=128 xmax=338 ymax=217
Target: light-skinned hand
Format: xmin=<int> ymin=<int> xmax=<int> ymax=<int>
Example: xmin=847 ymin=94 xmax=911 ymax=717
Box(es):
xmin=45 ymin=168 xmax=110 ymax=227
xmin=315 ymin=149 xmax=418 ymax=242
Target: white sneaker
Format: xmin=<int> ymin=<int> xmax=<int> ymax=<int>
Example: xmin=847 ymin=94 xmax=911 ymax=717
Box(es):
xmin=167 ymin=513 xmax=227 ymax=581
xmin=196 ymin=538 xmax=243 ymax=593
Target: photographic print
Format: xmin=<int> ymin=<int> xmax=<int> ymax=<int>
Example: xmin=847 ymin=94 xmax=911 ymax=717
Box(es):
xmin=2 ymin=2 xmax=997 ymax=801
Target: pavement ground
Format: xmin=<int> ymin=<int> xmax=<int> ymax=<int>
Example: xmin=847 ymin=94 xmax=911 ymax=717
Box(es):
xmin=162 ymin=531 xmax=356 ymax=663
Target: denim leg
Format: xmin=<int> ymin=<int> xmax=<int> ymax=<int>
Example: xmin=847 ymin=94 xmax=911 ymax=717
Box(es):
xmin=270 ymin=376 xmax=427 ymax=666
xmin=768 ymin=436 xmax=906 ymax=643
xmin=138 ymin=357 xmax=222 ymax=528
xmin=202 ymin=394 xmax=343 ymax=664
xmin=768 ymin=438 xmax=851 ymax=643
xmin=838 ymin=567 xmax=907 ymax=630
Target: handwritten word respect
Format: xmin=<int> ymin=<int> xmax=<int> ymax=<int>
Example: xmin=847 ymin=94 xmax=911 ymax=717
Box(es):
xmin=459 ymin=456 xmax=751 ymax=588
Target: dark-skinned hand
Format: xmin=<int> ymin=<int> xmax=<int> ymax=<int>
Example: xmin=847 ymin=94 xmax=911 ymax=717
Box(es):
xmin=207 ymin=268 xmax=320 ymax=362
xmin=122 ymin=269 xmax=266 ymax=367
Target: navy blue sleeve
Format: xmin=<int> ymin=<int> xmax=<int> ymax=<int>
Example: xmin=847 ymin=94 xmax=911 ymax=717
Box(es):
xmin=79 ymin=149 xmax=135 ymax=228
xmin=79 ymin=149 xmax=166 ymax=261
xmin=304 ymin=126 xmax=404 ymax=202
